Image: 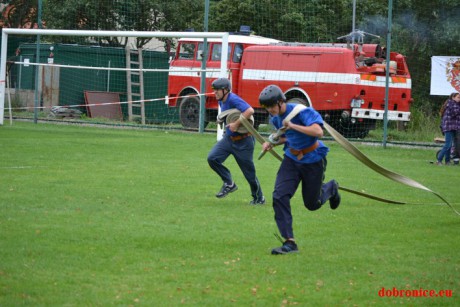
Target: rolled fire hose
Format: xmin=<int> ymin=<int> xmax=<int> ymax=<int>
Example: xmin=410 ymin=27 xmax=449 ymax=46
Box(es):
xmin=236 ymin=106 xmax=458 ymax=215
xmin=218 ymin=108 xmax=283 ymax=161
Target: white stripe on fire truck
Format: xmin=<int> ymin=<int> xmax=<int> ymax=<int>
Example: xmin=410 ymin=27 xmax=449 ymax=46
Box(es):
xmin=168 ymin=67 xmax=411 ymax=89
xmin=168 ymin=66 xmax=221 ymax=78
xmin=242 ymin=69 xmax=411 ymax=89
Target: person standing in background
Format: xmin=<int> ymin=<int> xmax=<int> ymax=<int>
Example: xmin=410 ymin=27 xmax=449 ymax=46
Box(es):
xmin=437 ymin=92 xmax=460 ymax=165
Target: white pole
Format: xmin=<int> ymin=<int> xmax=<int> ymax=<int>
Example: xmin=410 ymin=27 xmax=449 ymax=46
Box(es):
xmin=0 ymin=30 xmax=8 ymax=125
xmin=220 ymin=33 xmax=229 ymax=77
xmin=7 ymin=70 xmax=12 ymax=125
xmin=2 ymin=28 xmax=227 ymax=39
xmin=216 ymin=33 xmax=229 ymax=141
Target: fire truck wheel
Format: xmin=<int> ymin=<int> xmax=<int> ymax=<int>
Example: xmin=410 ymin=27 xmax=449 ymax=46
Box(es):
xmin=287 ymin=97 xmax=310 ymax=107
xmin=179 ymin=95 xmax=208 ymax=128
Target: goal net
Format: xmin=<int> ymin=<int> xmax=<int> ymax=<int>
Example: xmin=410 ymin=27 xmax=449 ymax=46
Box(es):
xmin=0 ymin=28 xmax=229 ymax=130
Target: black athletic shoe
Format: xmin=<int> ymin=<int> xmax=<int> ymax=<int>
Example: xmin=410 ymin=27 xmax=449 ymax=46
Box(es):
xmin=271 ymin=240 xmax=298 ymax=255
xmin=216 ymin=182 xmax=238 ymax=198
xmin=329 ymin=180 xmax=341 ymax=210
xmin=249 ymin=196 xmax=265 ymax=205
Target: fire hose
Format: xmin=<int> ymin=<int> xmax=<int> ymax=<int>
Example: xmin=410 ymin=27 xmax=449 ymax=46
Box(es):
xmin=221 ymin=106 xmax=459 ymax=215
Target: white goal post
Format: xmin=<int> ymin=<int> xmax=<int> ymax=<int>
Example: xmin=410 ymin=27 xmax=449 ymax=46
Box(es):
xmin=0 ymin=28 xmax=230 ymax=125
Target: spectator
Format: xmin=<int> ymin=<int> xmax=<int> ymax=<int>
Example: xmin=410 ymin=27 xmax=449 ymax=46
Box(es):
xmin=437 ymin=92 xmax=460 ymax=165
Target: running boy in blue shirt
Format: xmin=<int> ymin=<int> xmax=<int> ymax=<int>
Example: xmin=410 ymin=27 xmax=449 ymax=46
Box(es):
xmin=207 ymin=78 xmax=265 ymax=205
xmin=259 ymin=85 xmax=341 ymax=254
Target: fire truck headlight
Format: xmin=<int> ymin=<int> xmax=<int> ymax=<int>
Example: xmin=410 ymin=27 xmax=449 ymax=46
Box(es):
xmin=351 ymin=98 xmax=364 ymax=108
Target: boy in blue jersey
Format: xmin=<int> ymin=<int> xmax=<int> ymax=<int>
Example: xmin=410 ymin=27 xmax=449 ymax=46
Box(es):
xmin=207 ymin=78 xmax=265 ymax=205
xmin=259 ymin=85 xmax=341 ymax=255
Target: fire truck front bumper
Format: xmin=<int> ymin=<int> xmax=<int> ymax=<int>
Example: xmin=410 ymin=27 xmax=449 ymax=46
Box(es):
xmin=351 ymin=108 xmax=411 ymax=121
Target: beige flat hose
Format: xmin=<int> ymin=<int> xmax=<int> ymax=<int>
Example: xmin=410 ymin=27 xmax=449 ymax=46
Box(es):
xmin=323 ymin=121 xmax=458 ymax=214
xmin=234 ymin=107 xmax=458 ymax=215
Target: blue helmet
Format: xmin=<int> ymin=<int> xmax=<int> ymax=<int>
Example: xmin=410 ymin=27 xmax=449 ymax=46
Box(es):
xmin=259 ymin=85 xmax=286 ymax=107
xmin=211 ymin=78 xmax=231 ymax=91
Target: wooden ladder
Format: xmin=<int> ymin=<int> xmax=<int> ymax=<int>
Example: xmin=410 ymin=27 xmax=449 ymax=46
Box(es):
xmin=125 ymin=47 xmax=145 ymax=124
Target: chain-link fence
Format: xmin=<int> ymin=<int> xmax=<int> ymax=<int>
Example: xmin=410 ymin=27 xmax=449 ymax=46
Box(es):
xmin=1 ymin=0 xmax=459 ymax=143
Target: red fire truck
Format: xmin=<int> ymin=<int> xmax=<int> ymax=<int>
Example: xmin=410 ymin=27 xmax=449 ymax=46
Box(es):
xmin=167 ymin=30 xmax=412 ymax=138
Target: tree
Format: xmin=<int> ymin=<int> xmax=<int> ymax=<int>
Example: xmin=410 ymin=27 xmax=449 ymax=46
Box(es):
xmin=391 ymin=0 xmax=460 ymax=112
xmin=208 ymin=0 xmax=307 ymax=42
xmin=43 ymin=0 xmax=204 ymax=48
xmin=0 ymin=0 xmax=40 ymax=29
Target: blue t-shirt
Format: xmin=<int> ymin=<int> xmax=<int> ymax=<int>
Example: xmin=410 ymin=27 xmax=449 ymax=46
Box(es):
xmin=219 ymin=93 xmax=250 ymax=136
xmin=270 ymin=103 xmax=329 ymax=163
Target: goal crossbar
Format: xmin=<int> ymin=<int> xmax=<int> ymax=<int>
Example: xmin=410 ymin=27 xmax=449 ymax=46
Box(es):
xmin=0 ymin=28 xmax=230 ymax=125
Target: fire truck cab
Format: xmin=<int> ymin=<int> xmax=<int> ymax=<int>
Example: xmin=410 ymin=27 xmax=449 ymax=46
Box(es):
xmin=167 ymin=30 xmax=279 ymax=129
xmin=167 ymin=30 xmax=412 ymax=138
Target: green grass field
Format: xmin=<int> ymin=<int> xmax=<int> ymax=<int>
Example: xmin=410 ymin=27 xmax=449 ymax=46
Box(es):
xmin=1 ymin=122 xmax=459 ymax=306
